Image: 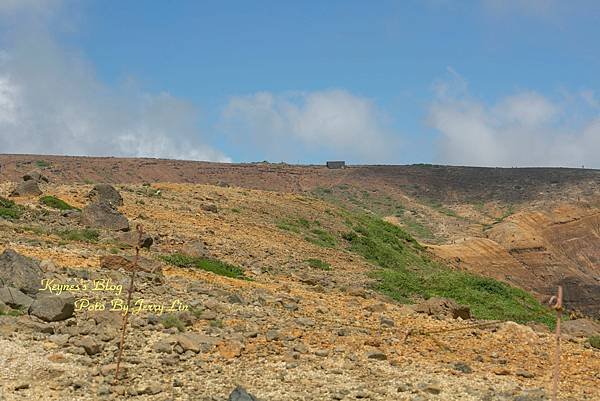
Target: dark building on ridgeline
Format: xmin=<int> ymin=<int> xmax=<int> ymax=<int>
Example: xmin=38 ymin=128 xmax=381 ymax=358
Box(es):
xmin=326 ymin=161 xmax=346 ymax=169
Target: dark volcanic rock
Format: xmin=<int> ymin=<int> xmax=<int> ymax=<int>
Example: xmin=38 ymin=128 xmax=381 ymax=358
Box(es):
xmin=10 ymin=180 xmax=42 ymax=197
xmin=81 ymin=202 xmax=129 ymax=231
xmin=561 ymin=319 xmax=600 ymax=337
xmin=181 ymin=239 xmax=209 ymax=258
xmin=228 ymin=386 xmax=260 ymax=401
xmin=0 ymin=249 xmax=43 ymax=296
xmin=413 ymin=297 xmax=471 ymax=319
xmin=100 ymin=255 xmax=162 ymax=274
xmin=87 ymin=184 xmax=123 ymax=207
xmin=116 ymin=231 xmax=153 ymax=249
xmin=0 ymin=287 xmax=34 ymax=309
xmin=29 ymin=293 xmax=75 ymax=322
xmin=23 ymin=171 xmax=49 ymax=183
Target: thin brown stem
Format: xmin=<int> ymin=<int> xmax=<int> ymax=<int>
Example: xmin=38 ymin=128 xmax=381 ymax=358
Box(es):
xmin=114 ymin=224 xmax=144 ymax=383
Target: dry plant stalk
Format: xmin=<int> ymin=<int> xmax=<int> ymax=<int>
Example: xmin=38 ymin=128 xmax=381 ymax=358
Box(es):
xmin=114 ymin=224 xmax=145 ymax=382
xmin=550 ymin=286 xmax=563 ymax=401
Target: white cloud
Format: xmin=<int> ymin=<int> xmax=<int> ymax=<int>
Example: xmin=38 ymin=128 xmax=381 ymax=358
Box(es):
xmin=222 ymin=90 xmax=398 ymax=163
xmin=0 ymin=1 xmax=229 ymax=162
xmin=427 ymin=71 xmax=600 ymax=168
xmin=0 ymin=0 xmax=62 ymax=14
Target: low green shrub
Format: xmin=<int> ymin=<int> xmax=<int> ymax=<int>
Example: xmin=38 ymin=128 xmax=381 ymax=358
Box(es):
xmin=306 ymin=258 xmax=331 ymax=270
xmin=344 ymin=212 xmax=555 ymax=326
xmin=160 ymin=314 xmax=185 ymax=332
xmin=40 ymin=196 xmax=78 ymax=211
xmin=56 ymin=228 xmax=100 ymax=243
xmin=590 ymin=336 xmax=600 ymax=349
xmin=0 ymin=197 xmax=21 ymax=219
xmin=161 ymin=253 xmax=246 ymax=279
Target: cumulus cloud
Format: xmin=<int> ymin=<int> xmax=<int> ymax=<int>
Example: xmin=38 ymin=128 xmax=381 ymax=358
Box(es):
xmin=221 ymin=90 xmax=398 ymax=163
xmin=0 ymin=1 xmax=229 ymax=162
xmin=427 ymin=71 xmax=600 ymax=168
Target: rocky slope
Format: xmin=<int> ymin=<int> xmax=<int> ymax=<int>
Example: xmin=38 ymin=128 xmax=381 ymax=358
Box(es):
xmin=0 ymin=174 xmax=599 ymax=401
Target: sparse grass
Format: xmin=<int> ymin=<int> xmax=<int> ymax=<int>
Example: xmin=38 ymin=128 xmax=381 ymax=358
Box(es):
xmin=306 ymin=258 xmax=331 ymax=270
xmin=276 ymin=221 xmax=300 ymax=233
xmin=35 ymin=160 xmax=50 ymax=168
xmin=191 ymin=307 xmax=204 ymax=319
xmin=343 ymin=212 xmax=555 ymax=326
xmin=305 ymin=228 xmax=337 ymax=248
xmin=210 ymin=319 xmax=224 ymax=328
xmin=496 ymin=205 xmax=515 ymax=223
xmin=397 ymin=215 xmax=435 ymax=241
xmin=0 ymin=309 xmax=24 ymax=317
xmin=0 ymin=197 xmax=21 ymax=219
xmin=231 ymin=208 xmax=241 ymax=213
xmin=160 ymin=314 xmax=185 ymax=332
xmin=590 ymin=336 xmax=600 ymax=349
xmin=40 ymin=196 xmax=78 ymax=211
xmin=56 ymin=228 xmax=100 ymax=243
xmin=19 ymin=225 xmax=47 ymax=235
xmin=161 ymin=253 xmax=246 ymax=279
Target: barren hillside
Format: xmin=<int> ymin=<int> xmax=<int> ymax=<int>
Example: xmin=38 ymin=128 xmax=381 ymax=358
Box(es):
xmin=0 ymin=155 xmax=599 ymax=400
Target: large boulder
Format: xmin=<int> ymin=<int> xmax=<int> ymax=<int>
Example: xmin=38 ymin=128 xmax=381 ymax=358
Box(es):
xmin=23 ymin=171 xmax=49 ymax=183
xmin=228 ymin=387 xmax=260 ymax=401
xmin=116 ymin=231 xmax=153 ymax=249
xmin=0 ymin=287 xmax=34 ymax=309
xmin=413 ymin=297 xmax=471 ymax=320
xmin=100 ymin=255 xmax=162 ymax=274
xmin=562 ymin=319 xmax=600 ymax=338
xmin=28 ymin=293 xmax=75 ymax=322
xmin=0 ymin=249 xmax=43 ymax=296
xmin=10 ymin=180 xmax=42 ymax=197
xmin=173 ymin=333 xmax=219 ymax=354
xmin=87 ymin=184 xmax=123 ymax=207
xmin=181 ymin=239 xmax=209 ymax=258
xmin=81 ymin=202 xmax=129 ymax=231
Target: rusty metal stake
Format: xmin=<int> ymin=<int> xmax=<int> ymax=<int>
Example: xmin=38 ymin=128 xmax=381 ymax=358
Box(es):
xmin=114 ymin=224 xmax=144 ymax=382
xmin=550 ymin=286 xmax=563 ymax=401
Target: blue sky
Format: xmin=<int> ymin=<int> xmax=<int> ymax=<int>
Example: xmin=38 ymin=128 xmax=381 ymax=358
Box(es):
xmin=0 ymin=0 xmax=599 ymax=167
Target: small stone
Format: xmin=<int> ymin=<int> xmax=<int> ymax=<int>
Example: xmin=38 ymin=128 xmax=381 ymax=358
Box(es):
xmin=227 ymin=293 xmax=246 ymax=304
xmin=14 ymin=382 xmax=30 ymax=391
xmin=366 ymin=351 xmax=387 ymax=360
xmin=423 ymin=384 xmax=442 ymax=395
xmin=453 ymin=362 xmax=473 ymax=374
xmin=365 ymin=303 xmax=386 ymax=312
xmin=228 ymin=386 xmax=259 ymax=401
xmin=153 ymin=340 xmax=172 ymax=353
xmin=315 ymin=349 xmax=329 ymax=357
xmin=97 ymin=385 xmax=111 ymax=395
xmin=218 ymin=340 xmax=243 ymax=359
xmin=295 ymin=317 xmax=315 ymax=327
xmin=266 ymin=329 xmax=280 ymax=341
xmin=516 ymin=370 xmax=535 ymax=378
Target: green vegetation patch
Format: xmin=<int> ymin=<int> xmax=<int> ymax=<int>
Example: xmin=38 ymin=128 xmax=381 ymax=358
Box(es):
xmin=161 ymin=253 xmax=246 ymax=279
xmin=343 ymin=213 xmax=554 ymax=326
xmin=56 ymin=228 xmax=100 ymax=243
xmin=0 ymin=197 xmax=21 ymax=219
xmin=160 ymin=314 xmax=185 ymax=332
xmin=40 ymin=196 xmax=79 ymax=211
xmin=35 ymin=160 xmax=51 ymax=168
xmin=305 ymin=228 xmax=337 ymax=248
xmin=590 ymin=336 xmax=600 ymax=349
xmin=306 ymin=258 xmax=331 ymax=270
